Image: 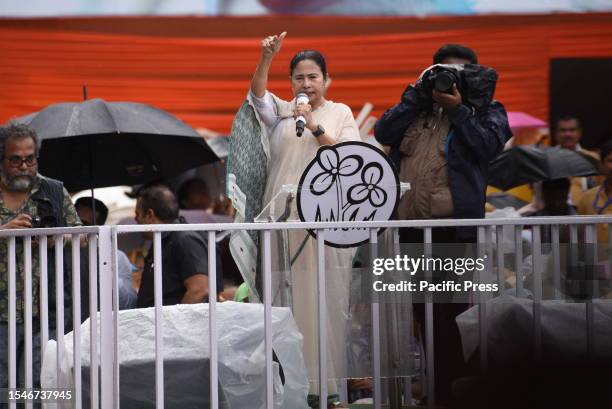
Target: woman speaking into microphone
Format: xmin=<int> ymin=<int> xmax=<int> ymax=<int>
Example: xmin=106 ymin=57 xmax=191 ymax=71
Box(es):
xmin=241 ymin=31 xmax=360 ymax=402
xmin=250 ymin=31 xmax=359 ymax=154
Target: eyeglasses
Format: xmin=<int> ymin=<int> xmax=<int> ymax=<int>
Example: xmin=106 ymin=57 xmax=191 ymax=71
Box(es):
xmin=5 ymin=155 xmax=37 ymax=168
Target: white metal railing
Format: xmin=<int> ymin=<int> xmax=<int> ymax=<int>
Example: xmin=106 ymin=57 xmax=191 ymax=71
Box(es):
xmin=0 ymin=226 xmax=99 ymax=409
xmin=1 ymin=216 xmax=611 ymax=409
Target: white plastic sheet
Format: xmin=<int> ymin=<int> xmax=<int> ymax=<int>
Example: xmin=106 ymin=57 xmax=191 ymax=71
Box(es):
xmin=41 ymin=302 xmax=309 ymax=409
xmin=457 ymin=295 xmax=612 ymax=365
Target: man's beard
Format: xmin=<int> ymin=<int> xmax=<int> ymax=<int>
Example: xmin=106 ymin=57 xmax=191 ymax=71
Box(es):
xmin=1 ymin=171 xmax=36 ymax=192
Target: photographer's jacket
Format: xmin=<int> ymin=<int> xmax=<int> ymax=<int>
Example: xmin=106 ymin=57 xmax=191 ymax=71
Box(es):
xmin=0 ymin=174 xmax=81 ymax=324
xmin=374 ymin=86 xmax=511 ymax=237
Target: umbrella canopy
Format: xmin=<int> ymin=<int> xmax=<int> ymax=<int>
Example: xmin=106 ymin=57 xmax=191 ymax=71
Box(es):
xmin=18 ymin=98 xmax=219 ymax=191
xmin=507 ymin=112 xmax=547 ymax=129
xmin=205 ymin=135 xmax=229 ymax=159
xmin=489 ymin=145 xmax=599 ymax=190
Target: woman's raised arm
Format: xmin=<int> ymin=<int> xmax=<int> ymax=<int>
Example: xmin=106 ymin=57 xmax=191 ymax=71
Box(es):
xmin=251 ymin=32 xmax=286 ymax=98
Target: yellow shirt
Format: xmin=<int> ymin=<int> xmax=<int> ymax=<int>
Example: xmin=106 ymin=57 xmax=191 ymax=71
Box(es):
xmin=570 ymin=147 xmax=601 ymax=206
xmin=577 ymin=184 xmax=612 ymax=244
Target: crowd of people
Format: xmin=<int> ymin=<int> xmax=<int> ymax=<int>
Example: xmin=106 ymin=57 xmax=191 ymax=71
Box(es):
xmin=0 ymin=33 xmax=610 ymax=409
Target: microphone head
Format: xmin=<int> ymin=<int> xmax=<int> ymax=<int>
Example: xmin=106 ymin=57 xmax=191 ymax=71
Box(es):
xmin=296 ymin=93 xmax=309 ymax=105
xmin=295 ymin=119 xmax=305 ymax=137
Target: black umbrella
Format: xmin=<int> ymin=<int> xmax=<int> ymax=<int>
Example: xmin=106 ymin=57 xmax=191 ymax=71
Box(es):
xmin=488 ymin=145 xmax=599 ymax=190
xmin=205 ymin=135 xmax=229 ymax=159
xmin=17 ymin=98 xmax=219 ymax=192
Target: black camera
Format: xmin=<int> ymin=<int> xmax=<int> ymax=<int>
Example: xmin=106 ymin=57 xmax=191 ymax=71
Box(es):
xmin=414 ymin=64 xmax=499 ymax=112
xmin=417 ymin=65 xmax=463 ymax=97
xmin=429 ymin=69 xmax=459 ymax=94
xmin=31 ymin=198 xmax=58 ymax=228
xmin=31 ymin=215 xmax=58 ymax=228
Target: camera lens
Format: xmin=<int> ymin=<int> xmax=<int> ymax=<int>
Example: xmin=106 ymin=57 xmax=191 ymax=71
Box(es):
xmin=434 ymin=71 xmax=455 ymax=93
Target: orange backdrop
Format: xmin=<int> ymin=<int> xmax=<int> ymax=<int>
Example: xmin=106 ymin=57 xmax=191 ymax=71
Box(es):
xmin=1 ymin=13 xmax=612 ymax=134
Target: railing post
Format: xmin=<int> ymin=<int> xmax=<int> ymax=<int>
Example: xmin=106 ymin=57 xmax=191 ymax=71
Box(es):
xmin=531 ymin=226 xmax=542 ymax=363
xmin=394 ymin=228 xmax=413 ymax=406
xmin=153 ymin=231 xmax=164 ymax=409
xmin=8 ymin=236 xmax=17 ymax=409
xmin=98 ymin=226 xmax=115 ymax=409
xmin=88 ymin=233 xmax=99 ymax=409
xmin=423 ymin=227 xmax=434 ymax=409
xmin=495 ymin=225 xmax=505 ymax=296
xmin=54 ymin=234 xmax=65 ymax=387
xmin=262 ymin=230 xmax=274 ymax=409
xmin=208 ymin=231 xmax=219 ymax=409
xmin=551 ymin=224 xmax=562 ymax=300
xmin=386 ymin=228 xmax=405 ymax=408
xmin=317 ymin=230 xmax=329 ymax=409
xmin=477 ymin=227 xmax=488 ymax=377
xmin=39 ymin=234 xmax=49 ymax=368
xmin=24 ymin=236 xmax=33 ymax=409
xmin=71 ymin=234 xmax=82 ymax=409
xmin=585 ymin=224 xmax=597 ymax=360
xmin=514 ymin=225 xmax=524 ymax=297
xmin=111 ymin=229 xmax=120 ymax=409
xmin=369 ymin=228 xmax=382 ymax=409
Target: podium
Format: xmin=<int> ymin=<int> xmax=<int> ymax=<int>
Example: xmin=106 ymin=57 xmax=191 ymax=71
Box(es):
xmin=254 ymin=184 xmax=300 ymax=308
xmin=254 ymin=182 xmax=411 ymax=307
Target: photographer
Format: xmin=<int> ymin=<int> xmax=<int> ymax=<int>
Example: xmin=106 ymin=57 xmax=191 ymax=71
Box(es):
xmin=375 ymin=44 xmax=511 ymax=242
xmin=374 ymin=44 xmax=512 ymax=402
xmin=0 ymin=122 xmax=81 ymax=391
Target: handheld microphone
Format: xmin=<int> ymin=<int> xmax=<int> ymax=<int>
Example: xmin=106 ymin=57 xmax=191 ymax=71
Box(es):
xmin=295 ymin=93 xmax=309 ymax=137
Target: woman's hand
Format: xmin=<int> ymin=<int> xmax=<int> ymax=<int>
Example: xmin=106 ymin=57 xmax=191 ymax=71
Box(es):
xmin=252 ymin=32 xmax=287 ymax=97
xmin=261 ymin=32 xmax=286 ymax=59
xmin=293 ymin=103 xmax=316 ymax=131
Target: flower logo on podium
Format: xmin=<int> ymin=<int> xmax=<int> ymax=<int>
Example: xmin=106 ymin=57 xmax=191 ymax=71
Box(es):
xmin=297 ymin=141 xmax=400 ymax=248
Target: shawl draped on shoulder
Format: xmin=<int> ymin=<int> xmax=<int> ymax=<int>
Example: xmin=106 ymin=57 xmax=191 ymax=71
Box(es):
xmin=226 ymin=93 xmax=292 ymax=300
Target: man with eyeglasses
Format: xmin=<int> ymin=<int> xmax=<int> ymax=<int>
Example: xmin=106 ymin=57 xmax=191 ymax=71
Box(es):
xmin=0 ymin=122 xmax=81 ymax=395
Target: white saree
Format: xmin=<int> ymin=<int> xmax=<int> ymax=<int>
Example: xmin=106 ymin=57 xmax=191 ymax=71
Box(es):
xmin=249 ymin=90 xmax=360 ymax=393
